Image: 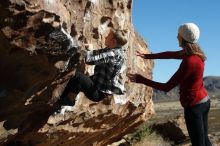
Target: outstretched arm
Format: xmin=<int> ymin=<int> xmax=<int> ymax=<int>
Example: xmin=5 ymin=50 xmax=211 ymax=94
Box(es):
xmin=137 ymin=50 xmax=185 ymax=60
xmin=128 ymin=59 xmax=191 ymax=92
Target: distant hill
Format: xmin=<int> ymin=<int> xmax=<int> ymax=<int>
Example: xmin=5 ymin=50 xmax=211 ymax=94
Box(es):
xmin=203 ymin=76 xmax=220 ymax=96
xmin=153 ymin=76 xmax=220 ymax=102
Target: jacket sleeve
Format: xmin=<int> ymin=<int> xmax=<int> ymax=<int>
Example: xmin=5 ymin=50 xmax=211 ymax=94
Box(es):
xmin=85 ymin=48 xmax=117 ymax=65
xmin=142 ymin=59 xmax=191 ymax=92
xmin=144 ymin=50 xmax=184 ymax=59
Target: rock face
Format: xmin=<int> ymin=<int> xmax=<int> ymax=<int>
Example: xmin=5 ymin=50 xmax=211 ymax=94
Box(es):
xmin=0 ymin=0 xmax=154 ymax=145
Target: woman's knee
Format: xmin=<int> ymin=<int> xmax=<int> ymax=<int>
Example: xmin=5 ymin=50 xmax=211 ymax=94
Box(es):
xmin=90 ymin=98 xmax=103 ymax=102
xmin=87 ymin=95 xmax=103 ymax=102
xmin=87 ymin=92 xmax=105 ymax=102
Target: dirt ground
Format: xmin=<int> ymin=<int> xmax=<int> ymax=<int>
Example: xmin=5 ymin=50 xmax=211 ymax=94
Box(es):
xmin=110 ymin=99 xmax=220 ymax=146
xmin=152 ymin=99 xmax=220 ymax=134
xmin=146 ymin=98 xmax=220 ymax=146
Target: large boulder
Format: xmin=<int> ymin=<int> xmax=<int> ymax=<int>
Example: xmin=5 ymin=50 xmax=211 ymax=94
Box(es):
xmin=150 ymin=115 xmax=188 ymax=144
xmin=0 ymin=0 xmax=154 ymax=145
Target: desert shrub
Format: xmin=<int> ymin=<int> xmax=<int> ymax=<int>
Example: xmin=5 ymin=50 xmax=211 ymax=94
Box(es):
xmin=129 ymin=125 xmax=153 ymax=143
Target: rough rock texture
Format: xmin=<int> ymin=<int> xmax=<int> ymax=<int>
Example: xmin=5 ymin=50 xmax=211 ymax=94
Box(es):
xmin=0 ymin=0 xmax=154 ymax=145
xmin=150 ymin=115 xmax=188 ymax=144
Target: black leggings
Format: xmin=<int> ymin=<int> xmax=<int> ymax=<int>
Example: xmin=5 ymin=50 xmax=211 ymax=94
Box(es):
xmin=184 ymin=100 xmax=212 ymax=146
xmin=60 ymin=71 xmax=106 ymax=103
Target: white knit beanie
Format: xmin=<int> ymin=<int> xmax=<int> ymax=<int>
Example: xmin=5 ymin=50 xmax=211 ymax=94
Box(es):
xmin=178 ymin=23 xmax=200 ymax=43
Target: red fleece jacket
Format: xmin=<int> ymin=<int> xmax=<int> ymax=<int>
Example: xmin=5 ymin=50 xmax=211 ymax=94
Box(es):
xmin=143 ymin=51 xmax=207 ymax=107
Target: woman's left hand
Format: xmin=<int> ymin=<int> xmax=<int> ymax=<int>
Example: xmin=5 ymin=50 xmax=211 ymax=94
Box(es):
xmin=127 ymin=73 xmax=145 ymax=84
